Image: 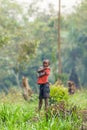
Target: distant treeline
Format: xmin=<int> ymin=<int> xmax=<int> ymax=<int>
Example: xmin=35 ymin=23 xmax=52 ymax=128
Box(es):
xmin=0 ymin=0 xmax=87 ymax=92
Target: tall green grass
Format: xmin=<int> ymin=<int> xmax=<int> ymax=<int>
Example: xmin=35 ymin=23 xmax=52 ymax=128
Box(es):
xmin=0 ymin=103 xmax=82 ymax=130
xmin=68 ymin=89 xmax=87 ymax=109
xmin=0 ymin=88 xmax=86 ymax=130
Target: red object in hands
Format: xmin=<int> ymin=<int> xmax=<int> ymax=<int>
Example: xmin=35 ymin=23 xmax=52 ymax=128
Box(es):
xmin=37 ymin=67 xmax=50 ymax=84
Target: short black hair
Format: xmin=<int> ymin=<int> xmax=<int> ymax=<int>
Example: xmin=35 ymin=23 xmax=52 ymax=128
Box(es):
xmin=43 ymin=59 xmax=50 ymax=65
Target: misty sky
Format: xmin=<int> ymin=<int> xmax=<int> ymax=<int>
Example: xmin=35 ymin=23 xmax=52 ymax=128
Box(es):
xmin=17 ymin=0 xmax=82 ymax=13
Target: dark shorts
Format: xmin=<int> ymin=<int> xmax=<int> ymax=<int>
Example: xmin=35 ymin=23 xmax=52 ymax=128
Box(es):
xmin=39 ymin=83 xmax=50 ymax=99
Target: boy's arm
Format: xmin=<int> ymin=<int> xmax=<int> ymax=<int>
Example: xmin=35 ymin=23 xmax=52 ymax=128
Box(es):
xmin=38 ymin=72 xmax=46 ymax=77
xmin=37 ymin=67 xmax=50 ymax=73
xmin=37 ymin=67 xmax=44 ymax=73
xmin=38 ymin=68 xmax=50 ymax=77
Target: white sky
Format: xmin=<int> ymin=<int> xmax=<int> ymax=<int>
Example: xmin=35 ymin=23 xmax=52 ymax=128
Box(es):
xmin=17 ymin=0 xmax=82 ymax=14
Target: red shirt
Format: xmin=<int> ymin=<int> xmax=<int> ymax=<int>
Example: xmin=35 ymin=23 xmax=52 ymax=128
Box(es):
xmin=37 ymin=67 xmax=50 ymax=84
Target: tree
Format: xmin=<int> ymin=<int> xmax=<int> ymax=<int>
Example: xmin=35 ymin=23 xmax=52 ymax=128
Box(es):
xmin=66 ymin=0 xmax=87 ymax=86
xmin=0 ymin=0 xmax=39 ymax=90
xmin=58 ymin=0 xmax=62 ymax=74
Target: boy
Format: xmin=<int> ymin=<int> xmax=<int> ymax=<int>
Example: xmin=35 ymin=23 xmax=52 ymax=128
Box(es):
xmin=37 ymin=59 xmax=50 ymax=111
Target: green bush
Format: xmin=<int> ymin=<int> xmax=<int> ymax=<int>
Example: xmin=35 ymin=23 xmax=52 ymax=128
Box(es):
xmin=50 ymin=83 xmax=69 ymax=103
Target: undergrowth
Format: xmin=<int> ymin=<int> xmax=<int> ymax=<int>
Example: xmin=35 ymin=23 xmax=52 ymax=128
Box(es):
xmin=0 ymin=87 xmax=86 ymax=130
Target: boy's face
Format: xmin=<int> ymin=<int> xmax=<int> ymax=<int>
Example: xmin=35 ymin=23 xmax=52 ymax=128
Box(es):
xmin=43 ymin=62 xmax=49 ymax=67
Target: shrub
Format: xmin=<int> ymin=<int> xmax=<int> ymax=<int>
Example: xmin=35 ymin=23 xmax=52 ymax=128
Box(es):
xmin=50 ymin=83 xmax=69 ymax=103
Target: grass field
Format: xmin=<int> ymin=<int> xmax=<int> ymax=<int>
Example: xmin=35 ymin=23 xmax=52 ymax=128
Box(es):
xmin=0 ymin=88 xmax=87 ymax=130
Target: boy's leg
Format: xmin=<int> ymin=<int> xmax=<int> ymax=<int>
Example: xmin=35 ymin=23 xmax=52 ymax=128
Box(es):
xmin=38 ymin=98 xmax=43 ymax=111
xmin=44 ymin=98 xmax=49 ymax=121
xmin=44 ymin=98 xmax=48 ymax=111
xmin=38 ymin=84 xmax=43 ymax=111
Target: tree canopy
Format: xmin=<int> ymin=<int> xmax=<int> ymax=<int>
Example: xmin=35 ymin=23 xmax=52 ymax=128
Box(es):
xmin=0 ymin=0 xmax=87 ymax=92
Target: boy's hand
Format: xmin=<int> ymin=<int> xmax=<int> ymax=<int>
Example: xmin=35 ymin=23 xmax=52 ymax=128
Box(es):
xmin=38 ymin=72 xmax=46 ymax=77
xmin=36 ymin=73 xmax=39 ymax=77
xmin=37 ymin=68 xmax=44 ymax=73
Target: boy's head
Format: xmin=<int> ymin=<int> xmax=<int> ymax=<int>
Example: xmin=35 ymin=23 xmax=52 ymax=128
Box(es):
xmin=43 ymin=59 xmax=50 ymax=67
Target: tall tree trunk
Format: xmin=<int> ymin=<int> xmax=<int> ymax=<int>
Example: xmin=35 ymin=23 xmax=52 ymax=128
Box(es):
xmin=58 ymin=0 xmax=62 ymax=74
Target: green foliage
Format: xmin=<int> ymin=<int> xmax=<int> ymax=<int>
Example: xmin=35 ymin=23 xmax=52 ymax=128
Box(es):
xmin=68 ymin=89 xmax=87 ymax=109
xmin=0 ymin=89 xmax=86 ymax=130
xmin=18 ymin=40 xmax=39 ymax=64
xmin=0 ymin=103 xmax=36 ymax=130
xmin=0 ymin=103 xmax=82 ymax=130
xmin=47 ymin=102 xmax=82 ymax=130
xmin=50 ymin=83 xmax=69 ymax=103
xmin=0 ymin=34 xmax=10 ymax=47
xmin=65 ymin=0 xmax=87 ymax=86
xmin=0 ymin=0 xmax=87 ymax=92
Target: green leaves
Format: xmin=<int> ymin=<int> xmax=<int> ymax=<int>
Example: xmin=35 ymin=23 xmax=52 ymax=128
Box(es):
xmin=50 ymin=83 xmax=69 ymax=103
xmin=18 ymin=40 xmax=40 ymax=64
xmin=0 ymin=33 xmax=10 ymax=47
xmin=66 ymin=0 xmax=87 ymax=86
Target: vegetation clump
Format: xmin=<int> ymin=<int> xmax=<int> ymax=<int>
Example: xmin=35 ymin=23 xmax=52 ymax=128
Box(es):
xmin=50 ymin=82 xmax=69 ymax=103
